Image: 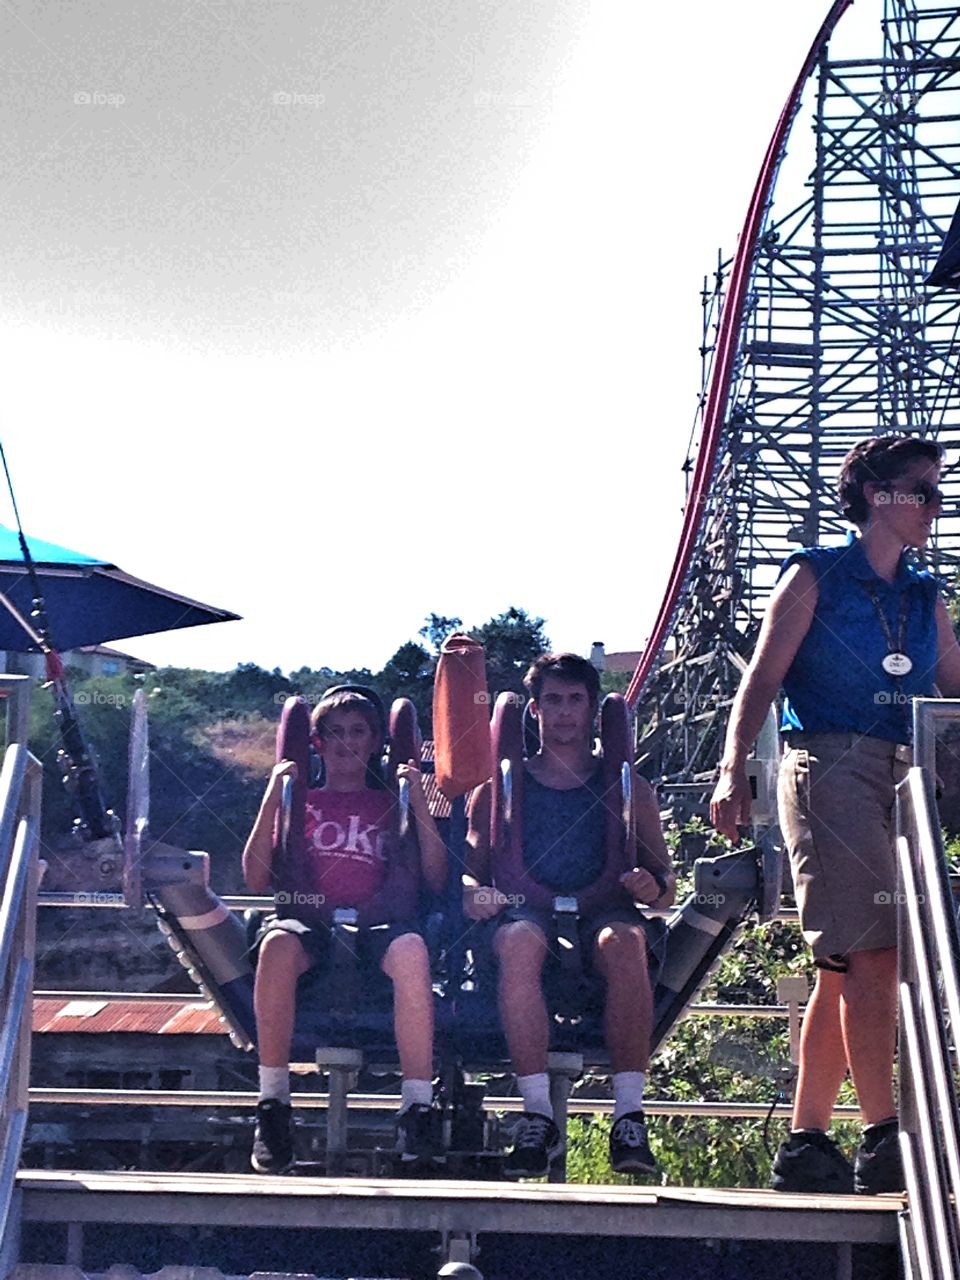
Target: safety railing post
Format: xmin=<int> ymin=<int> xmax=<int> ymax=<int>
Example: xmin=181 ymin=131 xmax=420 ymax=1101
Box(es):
xmin=895 ymin=699 xmax=960 ymax=1279
xmin=0 ymin=674 xmax=40 ymax=1276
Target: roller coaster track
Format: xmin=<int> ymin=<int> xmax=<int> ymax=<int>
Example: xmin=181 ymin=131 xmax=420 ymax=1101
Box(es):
xmin=627 ymin=0 xmax=960 ymax=796
xmin=625 ymin=0 xmax=854 ymax=713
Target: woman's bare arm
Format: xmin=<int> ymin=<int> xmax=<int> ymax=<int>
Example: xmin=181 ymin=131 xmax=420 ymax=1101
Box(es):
xmin=710 ymin=562 xmax=818 ymax=840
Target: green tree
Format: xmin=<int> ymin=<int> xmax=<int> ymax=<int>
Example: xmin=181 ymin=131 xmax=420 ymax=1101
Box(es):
xmin=470 ymin=606 xmax=550 ymax=697
xmin=219 ymin=662 xmax=290 ymax=718
xmin=419 ymin=613 xmax=463 ymax=654
xmin=377 ymin=640 xmax=434 ymax=733
xmin=599 ymin=669 xmax=632 ymax=696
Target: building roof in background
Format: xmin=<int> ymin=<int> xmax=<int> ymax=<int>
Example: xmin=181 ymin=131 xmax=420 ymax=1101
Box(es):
xmin=421 ymin=740 xmax=452 ymax=819
xmin=74 ymin=644 xmax=156 ymax=669
xmin=603 ymin=650 xmax=644 ymax=673
xmin=33 ymin=996 xmax=226 ymax=1036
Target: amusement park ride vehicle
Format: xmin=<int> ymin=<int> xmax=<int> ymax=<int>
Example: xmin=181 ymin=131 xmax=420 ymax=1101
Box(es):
xmin=141 ymin=669 xmax=785 ymax=1181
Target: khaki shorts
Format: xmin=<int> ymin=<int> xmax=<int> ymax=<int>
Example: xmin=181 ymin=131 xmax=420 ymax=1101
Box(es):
xmin=777 ymin=732 xmax=911 ymax=969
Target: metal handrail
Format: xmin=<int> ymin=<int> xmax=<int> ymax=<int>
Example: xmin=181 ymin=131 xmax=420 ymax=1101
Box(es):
xmin=895 ymin=698 xmax=960 ymax=1279
xmin=0 ymin=676 xmax=41 ymax=1266
xmin=0 ymin=819 xmax=38 ymax=984
xmin=0 ymin=746 xmax=28 ymax=875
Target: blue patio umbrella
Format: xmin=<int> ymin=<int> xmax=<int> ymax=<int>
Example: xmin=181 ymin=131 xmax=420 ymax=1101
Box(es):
xmin=0 ymin=524 xmax=239 ymax=653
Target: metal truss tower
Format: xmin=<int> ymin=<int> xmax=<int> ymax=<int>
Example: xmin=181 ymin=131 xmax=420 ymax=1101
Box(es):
xmin=630 ymin=0 xmax=960 ymax=800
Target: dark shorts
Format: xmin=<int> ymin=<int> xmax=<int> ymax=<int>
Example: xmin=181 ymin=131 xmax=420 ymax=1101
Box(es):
xmin=256 ymin=916 xmax=424 ymax=975
xmin=488 ymin=903 xmax=667 ymax=985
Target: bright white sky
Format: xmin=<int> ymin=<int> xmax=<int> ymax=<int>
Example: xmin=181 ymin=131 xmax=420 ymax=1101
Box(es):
xmin=0 ymin=0 xmax=881 ymax=674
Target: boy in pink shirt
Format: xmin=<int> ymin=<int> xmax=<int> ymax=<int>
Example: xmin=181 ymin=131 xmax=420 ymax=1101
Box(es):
xmin=243 ymin=688 xmax=446 ymax=1173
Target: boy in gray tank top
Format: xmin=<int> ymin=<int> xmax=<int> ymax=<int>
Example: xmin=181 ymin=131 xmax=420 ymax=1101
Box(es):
xmin=465 ymin=653 xmax=675 ymax=1179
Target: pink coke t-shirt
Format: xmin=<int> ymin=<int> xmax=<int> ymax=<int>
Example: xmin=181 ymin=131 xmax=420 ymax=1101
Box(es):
xmin=296 ymin=787 xmax=394 ymax=911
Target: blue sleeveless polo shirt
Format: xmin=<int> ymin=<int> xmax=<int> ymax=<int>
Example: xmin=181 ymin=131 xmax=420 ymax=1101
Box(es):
xmin=779 ymin=533 xmax=940 ymax=744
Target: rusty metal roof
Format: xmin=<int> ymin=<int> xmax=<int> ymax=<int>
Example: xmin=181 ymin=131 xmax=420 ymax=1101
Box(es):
xmin=33 ymin=998 xmax=226 ymax=1036
xmin=420 ymin=740 xmax=452 ymax=819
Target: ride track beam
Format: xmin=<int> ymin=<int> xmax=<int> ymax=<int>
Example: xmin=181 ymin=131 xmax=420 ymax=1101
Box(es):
xmin=24 ymin=1088 xmax=865 ymax=1121
xmin=627 ymin=0 xmax=960 ymax=795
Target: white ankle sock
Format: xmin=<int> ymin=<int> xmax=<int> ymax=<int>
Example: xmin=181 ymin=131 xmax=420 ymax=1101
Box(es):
xmin=517 ymin=1073 xmax=553 ymax=1120
xmin=400 ymin=1078 xmax=433 ymax=1114
xmin=612 ymin=1071 xmax=646 ymax=1120
xmin=258 ymin=1065 xmax=290 ymax=1103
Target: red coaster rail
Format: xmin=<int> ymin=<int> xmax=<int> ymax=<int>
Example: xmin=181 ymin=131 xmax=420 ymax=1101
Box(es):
xmin=626 ymin=0 xmax=855 ymax=711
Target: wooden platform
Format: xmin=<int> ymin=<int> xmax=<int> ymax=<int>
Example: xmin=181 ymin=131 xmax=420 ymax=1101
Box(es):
xmin=17 ymin=1170 xmax=901 ymax=1245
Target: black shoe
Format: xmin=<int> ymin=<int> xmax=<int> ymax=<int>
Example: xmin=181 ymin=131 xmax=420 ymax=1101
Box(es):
xmin=251 ymin=1098 xmax=294 ymax=1174
xmin=395 ymin=1103 xmax=441 ymax=1165
xmin=610 ymin=1110 xmax=658 ymax=1175
xmin=771 ymin=1129 xmax=854 ymax=1194
xmin=503 ymin=1112 xmax=564 ymax=1180
xmin=855 ymin=1119 xmax=904 ymax=1194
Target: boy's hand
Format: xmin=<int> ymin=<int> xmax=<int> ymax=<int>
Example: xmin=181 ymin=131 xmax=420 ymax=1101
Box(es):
xmin=463 ymin=883 xmax=505 ymax=921
xmin=397 ymin=759 xmax=428 ymax=807
xmin=266 ymin=759 xmax=298 ymax=800
xmin=621 ymin=867 xmax=675 ymax=908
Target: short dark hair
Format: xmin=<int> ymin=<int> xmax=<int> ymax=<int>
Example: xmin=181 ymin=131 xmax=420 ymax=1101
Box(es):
xmin=523 ymin=652 xmax=601 ymax=707
xmin=311 ymin=689 xmax=383 ymax=742
xmin=838 ymin=435 xmax=942 ymax=526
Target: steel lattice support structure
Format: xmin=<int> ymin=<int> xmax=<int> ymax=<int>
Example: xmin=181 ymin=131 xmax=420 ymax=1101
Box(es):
xmin=631 ymin=0 xmax=960 ymax=802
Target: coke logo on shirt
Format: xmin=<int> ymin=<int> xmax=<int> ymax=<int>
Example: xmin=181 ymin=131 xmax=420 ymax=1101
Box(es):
xmin=307 ymin=810 xmax=388 ymax=861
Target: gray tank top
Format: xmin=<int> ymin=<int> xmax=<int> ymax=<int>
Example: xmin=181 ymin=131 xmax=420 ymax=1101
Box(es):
xmin=521 ymin=767 xmax=607 ymax=892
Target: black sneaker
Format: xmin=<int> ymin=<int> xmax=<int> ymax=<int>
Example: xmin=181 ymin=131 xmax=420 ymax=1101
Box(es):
xmin=395 ymin=1104 xmax=441 ymax=1165
xmin=771 ymin=1129 xmax=854 ymax=1194
xmin=855 ymin=1119 xmax=904 ymax=1194
xmin=251 ymin=1098 xmax=294 ymax=1174
xmin=610 ymin=1110 xmax=658 ymax=1175
xmin=503 ymin=1112 xmax=564 ymax=1180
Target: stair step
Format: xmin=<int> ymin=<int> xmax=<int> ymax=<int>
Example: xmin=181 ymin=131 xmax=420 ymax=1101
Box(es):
xmin=10 ymin=1270 xmax=364 ymax=1280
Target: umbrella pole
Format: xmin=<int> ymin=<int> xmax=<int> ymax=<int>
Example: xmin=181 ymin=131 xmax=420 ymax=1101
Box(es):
xmin=0 ymin=588 xmax=44 ymax=649
xmin=0 ymin=447 xmax=122 ymax=850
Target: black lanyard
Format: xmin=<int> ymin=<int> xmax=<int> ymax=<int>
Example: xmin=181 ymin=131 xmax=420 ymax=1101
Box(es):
xmin=864 ymin=582 xmax=912 ymax=678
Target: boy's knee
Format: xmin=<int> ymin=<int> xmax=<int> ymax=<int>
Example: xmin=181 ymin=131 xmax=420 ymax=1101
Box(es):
xmin=382 ymin=930 xmax=429 ymax=978
xmin=495 ymin=919 xmax=547 ymax=968
xmin=258 ymin=928 xmax=309 ymax=973
xmin=595 ymin=922 xmax=648 ymax=980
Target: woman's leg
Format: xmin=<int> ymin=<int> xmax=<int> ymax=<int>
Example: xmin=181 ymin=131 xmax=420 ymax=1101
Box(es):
xmin=792 ymin=967 xmax=848 ymax=1130
xmin=840 ymin=945 xmax=898 ymax=1125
